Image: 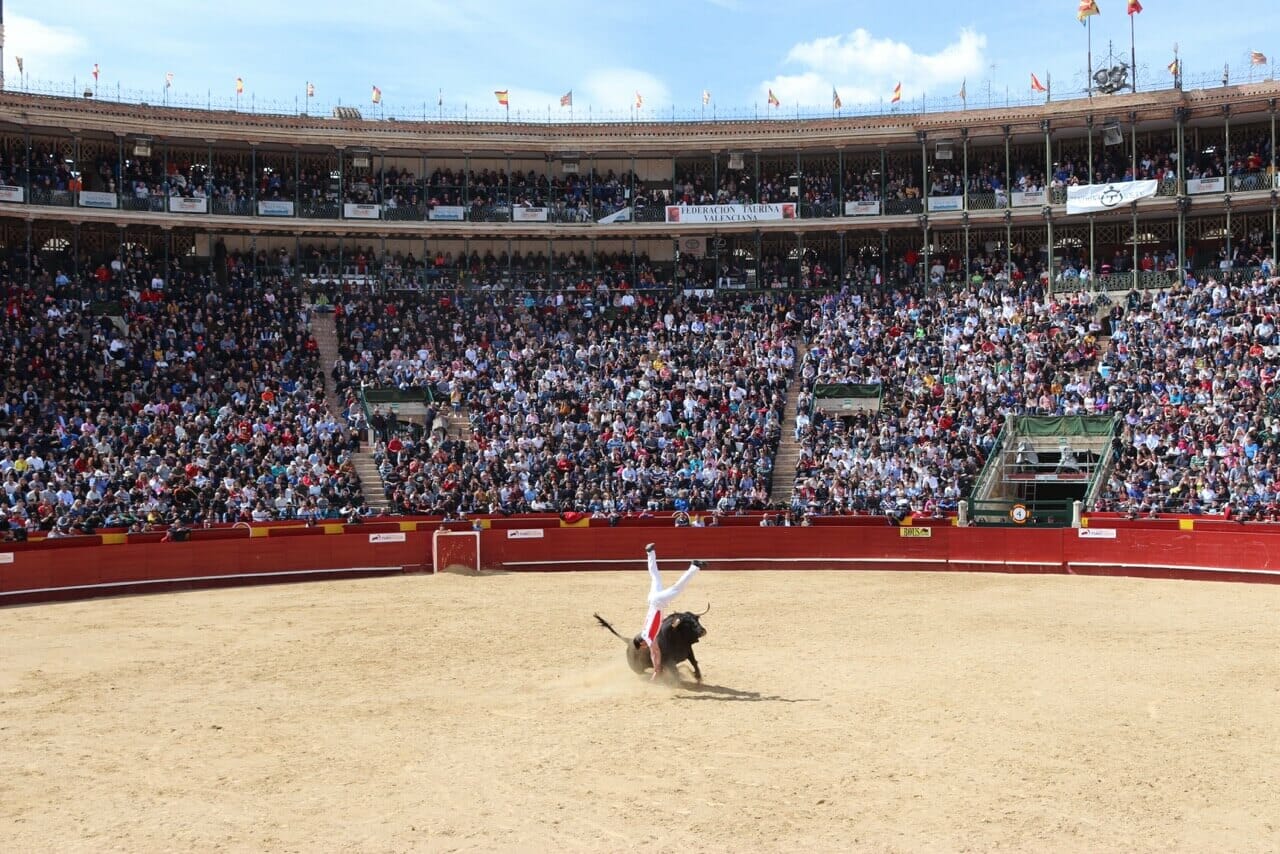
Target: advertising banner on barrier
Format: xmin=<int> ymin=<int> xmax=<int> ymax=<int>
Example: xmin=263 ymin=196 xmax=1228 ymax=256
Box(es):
xmin=428 ymin=205 xmax=467 ymax=221
xmin=507 ymin=529 xmax=545 ymax=539
xmin=926 ymin=195 xmax=964 ymax=212
xmin=1078 ymin=527 xmax=1118 ymax=538
xmin=168 ymin=196 xmax=208 ymax=214
xmin=1186 ymin=176 xmax=1226 ymax=195
xmin=1065 ymin=180 xmax=1158 ymax=214
xmin=79 ymin=190 xmax=118 ymax=209
xmin=369 ymin=532 xmax=407 ymax=543
xmin=0 ymin=185 xmax=25 ymax=203
xmin=844 ymin=200 xmax=881 ymax=216
xmin=343 ymin=203 xmax=381 ymax=220
xmin=597 ymin=206 xmax=633 ymax=224
xmin=512 ymin=205 xmax=549 ymax=222
xmin=665 ymin=203 xmax=796 ymax=223
xmin=1012 ymin=189 xmax=1046 ymax=207
xmin=258 ymin=200 xmax=295 ymax=217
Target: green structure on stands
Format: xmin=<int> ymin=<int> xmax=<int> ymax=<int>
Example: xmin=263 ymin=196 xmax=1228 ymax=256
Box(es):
xmin=967 ymin=415 xmax=1117 ymax=527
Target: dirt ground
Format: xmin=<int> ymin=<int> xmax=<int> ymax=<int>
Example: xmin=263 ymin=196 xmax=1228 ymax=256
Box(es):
xmin=2 ymin=570 xmax=1279 ymax=853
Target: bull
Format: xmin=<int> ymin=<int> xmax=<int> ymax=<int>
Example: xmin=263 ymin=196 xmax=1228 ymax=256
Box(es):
xmin=594 ymin=604 xmax=709 ymax=683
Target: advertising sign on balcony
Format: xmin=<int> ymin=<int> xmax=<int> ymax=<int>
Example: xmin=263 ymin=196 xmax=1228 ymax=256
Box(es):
xmin=926 ymin=195 xmax=964 ymax=212
xmin=428 ymin=205 xmax=467 ymax=221
xmin=0 ymin=185 xmax=25 ymax=203
xmin=343 ymin=203 xmax=381 ymax=220
xmin=1011 ymin=189 xmax=1046 ymax=207
xmin=79 ymin=191 xmax=118 ymax=209
xmin=1185 ymin=176 xmax=1226 ymax=195
xmin=257 ymin=200 xmax=295 ymax=217
xmin=511 ymin=205 xmax=550 ymax=222
xmin=843 ymin=200 xmax=881 ymax=216
xmin=664 ymin=203 xmax=796 ymax=223
xmin=1065 ymin=180 xmax=1158 ymax=214
xmin=168 ymin=196 xmax=208 ymax=213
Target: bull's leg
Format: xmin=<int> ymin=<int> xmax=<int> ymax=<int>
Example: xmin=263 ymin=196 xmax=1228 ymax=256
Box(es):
xmin=687 ymin=649 xmax=701 ymax=683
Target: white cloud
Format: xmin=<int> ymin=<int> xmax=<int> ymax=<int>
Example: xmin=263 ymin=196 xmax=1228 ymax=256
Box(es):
xmin=763 ymin=28 xmax=987 ymax=108
xmin=581 ymin=67 xmax=670 ymax=113
xmin=6 ymin=13 xmax=88 ymax=78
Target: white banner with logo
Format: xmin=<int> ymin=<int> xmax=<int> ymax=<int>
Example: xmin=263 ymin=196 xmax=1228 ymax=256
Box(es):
xmin=1065 ymin=180 xmax=1158 ymax=214
xmin=1077 ymin=527 xmax=1117 ymax=539
xmin=258 ymin=200 xmax=295 ymax=217
xmin=343 ymin=203 xmax=381 ymax=220
xmin=428 ymin=205 xmax=467 ymax=221
xmin=597 ymin=206 xmax=633 ymax=224
xmin=665 ymin=202 xmax=796 ymax=224
xmin=677 ymin=236 xmax=707 ymax=257
xmin=927 ymin=195 xmax=964 ymax=212
xmin=0 ymin=185 xmax=25 ymax=203
xmin=844 ymin=200 xmax=881 ymax=216
xmin=506 ymin=529 xmax=545 ymax=539
xmin=369 ymin=532 xmax=407 ymax=543
xmin=79 ymin=191 xmax=118 ymax=209
xmin=1012 ymin=189 xmax=1046 ymax=207
xmin=511 ymin=205 xmax=549 ymax=222
xmin=168 ymin=196 xmax=208 ymax=214
xmin=1186 ymin=176 xmax=1225 ymax=195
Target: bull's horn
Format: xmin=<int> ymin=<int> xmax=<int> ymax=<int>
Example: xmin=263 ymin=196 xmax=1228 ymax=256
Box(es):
xmin=696 ymin=602 xmax=711 ymax=617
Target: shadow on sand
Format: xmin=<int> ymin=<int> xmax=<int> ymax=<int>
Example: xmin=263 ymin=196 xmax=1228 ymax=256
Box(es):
xmin=671 ymin=681 xmax=815 ymax=703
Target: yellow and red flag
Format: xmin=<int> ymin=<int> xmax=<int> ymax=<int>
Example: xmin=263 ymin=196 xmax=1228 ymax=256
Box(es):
xmin=371 ymin=85 xmax=382 ymax=104
xmin=1251 ymin=51 xmax=1268 ymax=66
xmin=235 ymin=77 xmax=244 ymax=95
xmin=494 ymin=89 xmax=509 ymax=106
xmin=1168 ymin=58 xmax=1180 ymax=76
xmin=767 ymin=88 xmax=780 ymax=107
xmin=635 ymin=90 xmax=643 ymax=109
xmin=92 ymin=63 xmax=99 ymax=81
xmin=890 ymin=81 xmax=902 ymax=103
xmin=1127 ymin=0 xmax=1142 ymax=13
xmin=1078 ymin=0 xmax=1100 ymax=24
xmin=1031 ymin=73 xmax=1048 ymax=92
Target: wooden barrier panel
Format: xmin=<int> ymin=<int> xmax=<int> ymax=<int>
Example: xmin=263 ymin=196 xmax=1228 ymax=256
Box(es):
xmin=4 ymin=522 xmax=1280 ymax=605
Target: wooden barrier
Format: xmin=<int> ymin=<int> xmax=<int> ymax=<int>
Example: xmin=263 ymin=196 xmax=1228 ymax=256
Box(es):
xmin=3 ymin=518 xmax=1279 ymax=605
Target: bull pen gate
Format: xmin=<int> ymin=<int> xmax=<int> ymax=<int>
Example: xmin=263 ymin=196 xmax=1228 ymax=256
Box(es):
xmin=432 ymin=530 xmax=481 ymax=573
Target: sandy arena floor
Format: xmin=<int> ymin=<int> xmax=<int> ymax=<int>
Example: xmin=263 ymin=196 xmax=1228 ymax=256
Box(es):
xmin=2 ymin=569 xmax=1279 ymax=852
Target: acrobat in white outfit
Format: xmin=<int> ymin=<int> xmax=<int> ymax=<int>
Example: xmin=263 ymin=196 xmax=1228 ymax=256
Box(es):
xmin=639 ymin=543 xmax=704 ymax=678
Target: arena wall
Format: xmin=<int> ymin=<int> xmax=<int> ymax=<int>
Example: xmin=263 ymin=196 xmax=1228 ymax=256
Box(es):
xmin=2 ymin=518 xmax=1278 ymax=604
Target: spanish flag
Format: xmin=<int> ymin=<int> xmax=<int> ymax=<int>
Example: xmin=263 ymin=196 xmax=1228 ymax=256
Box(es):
xmin=635 ymin=90 xmax=643 ymax=109
xmin=890 ymin=81 xmax=902 ymax=103
xmin=236 ymin=76 xmax=244 ymax=95
xmin=371 ymin=85 xmax=382 ymax=104
xmin=767 ymin=88 xmax=780 ymax=107
xmin=1127 ymin=0 xmax=1142 ymax=13
xmin=494 ymin=89 xmax=509 ymax=106
xmin=1251 ymin=51 xmax=1268 ymax=66
xmin=1168 ymin=58 xmax=1180 ymax=76
xmin=1078 ymin=0 xmax=1099 ymax=24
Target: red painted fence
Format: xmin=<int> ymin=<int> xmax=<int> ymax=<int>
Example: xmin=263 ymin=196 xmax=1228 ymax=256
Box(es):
xmin=2 ymin=518 xmax=1278 ymax=604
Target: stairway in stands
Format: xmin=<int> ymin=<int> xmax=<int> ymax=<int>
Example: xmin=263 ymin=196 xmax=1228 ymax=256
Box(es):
xmin=767 ymin=340 xmax=809 ymax=507
xmin=310 ymin=309 xmax=390 ymax=513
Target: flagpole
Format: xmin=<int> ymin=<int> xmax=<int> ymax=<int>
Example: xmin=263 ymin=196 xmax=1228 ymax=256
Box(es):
xmin=1130 ymin=9 xmax=1137 ymax=92
xmin=1087 ymin=16 xmax=1093 ymax=98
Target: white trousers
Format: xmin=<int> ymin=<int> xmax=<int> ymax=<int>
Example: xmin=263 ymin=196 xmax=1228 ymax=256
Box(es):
xmin=639 ymin=550 xmax=700 ymax=642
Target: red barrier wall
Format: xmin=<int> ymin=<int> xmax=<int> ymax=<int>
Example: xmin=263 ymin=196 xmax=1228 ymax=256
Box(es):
xmin=3 ymin=521 xmax=1279 ymax=605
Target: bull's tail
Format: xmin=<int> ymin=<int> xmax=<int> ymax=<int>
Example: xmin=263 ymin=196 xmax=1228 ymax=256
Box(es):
xmin=593 ymin=613 xmax=630 ymax=643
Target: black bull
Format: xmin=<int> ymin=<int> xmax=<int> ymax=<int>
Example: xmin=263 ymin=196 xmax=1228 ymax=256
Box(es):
xmin=594 ymin=605 xmax=709 ymax=682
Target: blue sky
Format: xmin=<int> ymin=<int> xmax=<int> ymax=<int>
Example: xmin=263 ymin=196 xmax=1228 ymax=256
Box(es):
xmin=5 ymin=0 xmax=1278 ymax=120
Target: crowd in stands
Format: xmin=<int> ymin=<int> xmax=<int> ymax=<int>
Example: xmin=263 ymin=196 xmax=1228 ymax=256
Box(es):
xmin=2 ymin=226 xmax=1279 ymax=534
xmin=329 ymin=287 xmax=802 ymax=516
xmin=0 ymin=252 xmax=363 ymax=535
